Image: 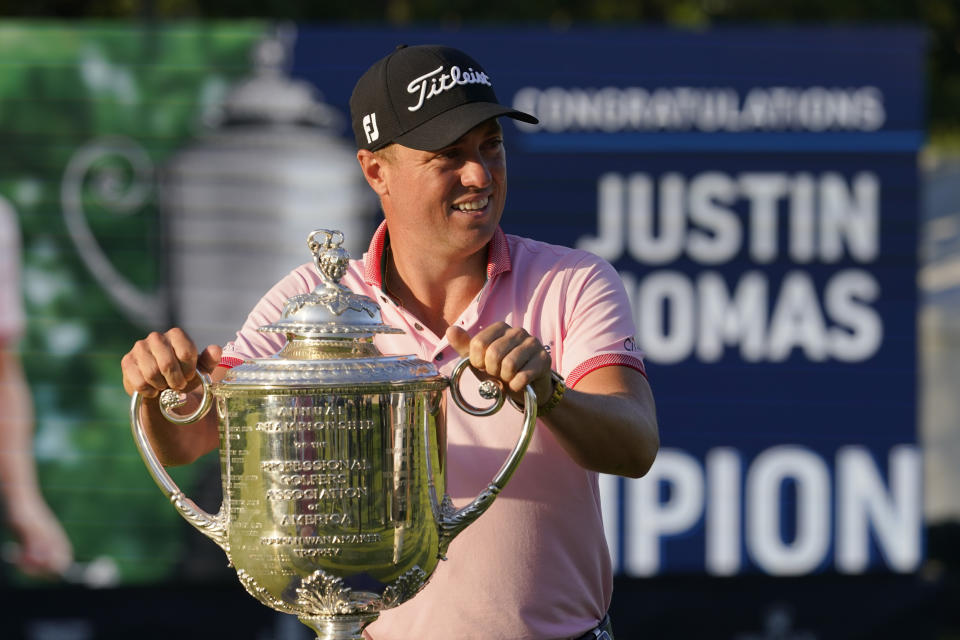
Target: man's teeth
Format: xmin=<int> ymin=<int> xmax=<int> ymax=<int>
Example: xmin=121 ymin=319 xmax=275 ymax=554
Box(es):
xmin=455 ymin=197 xmax=489 ymax=211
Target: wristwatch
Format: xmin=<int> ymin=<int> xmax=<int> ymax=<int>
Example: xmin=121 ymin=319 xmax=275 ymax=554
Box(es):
xmin=509 ymin=370 xmax=566 ymax=417
xmin=537 ymin=370 xmax=566 ymax=417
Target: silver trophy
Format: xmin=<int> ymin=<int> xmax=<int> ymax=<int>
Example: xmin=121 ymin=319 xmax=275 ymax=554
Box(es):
xmin=130 ymin=229 xmax=536 ymax=640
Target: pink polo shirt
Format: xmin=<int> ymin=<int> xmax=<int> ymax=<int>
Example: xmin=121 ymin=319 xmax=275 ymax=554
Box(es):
xmin=222 ymin=223 xmax=645 ymax=640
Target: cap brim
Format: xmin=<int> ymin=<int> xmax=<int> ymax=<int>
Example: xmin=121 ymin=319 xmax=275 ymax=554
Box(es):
xmin=393 ymin=102 xmax=538 ymax=151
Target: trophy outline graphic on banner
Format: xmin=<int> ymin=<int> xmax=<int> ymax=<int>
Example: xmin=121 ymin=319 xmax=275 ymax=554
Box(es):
xmin=61 ymin=26 xmax=374 ymax=349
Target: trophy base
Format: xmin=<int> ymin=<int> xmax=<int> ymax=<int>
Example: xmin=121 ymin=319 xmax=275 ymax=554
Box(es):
xmin=298 ymin=613 xmax=379 ymax=640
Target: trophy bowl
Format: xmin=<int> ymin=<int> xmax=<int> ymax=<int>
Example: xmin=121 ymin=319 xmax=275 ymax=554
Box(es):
xmin=129 ymin=230 xmax=536 ymax=640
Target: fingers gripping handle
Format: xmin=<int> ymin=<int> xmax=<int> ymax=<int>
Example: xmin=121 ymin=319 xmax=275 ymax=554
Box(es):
xmin=448 ymin=357 xmax=507 ymax=417
xmin=435 ymin=358 xmax=538 ymax=554
xmin=157 ymin=372 xmax=215 ymax=424
xmin=129 ymin=371 xmax=227 ymax=550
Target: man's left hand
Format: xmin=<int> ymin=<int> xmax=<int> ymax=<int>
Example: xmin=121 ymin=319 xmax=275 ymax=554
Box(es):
xmin=445 ymin=322 xmax=554 ymax=408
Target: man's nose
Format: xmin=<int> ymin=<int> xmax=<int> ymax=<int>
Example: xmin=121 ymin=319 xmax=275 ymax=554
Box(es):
xmin=460 ymin=153 xmax=492 ymax=188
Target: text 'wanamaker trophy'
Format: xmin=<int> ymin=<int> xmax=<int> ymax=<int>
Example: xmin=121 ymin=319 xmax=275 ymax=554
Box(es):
xmin=130 ymin=229 xmax=536 ymax=640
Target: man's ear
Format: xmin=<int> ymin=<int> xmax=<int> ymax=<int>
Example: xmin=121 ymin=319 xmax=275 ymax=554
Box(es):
xmin=357 ymin=149 xmax=389 ymax=197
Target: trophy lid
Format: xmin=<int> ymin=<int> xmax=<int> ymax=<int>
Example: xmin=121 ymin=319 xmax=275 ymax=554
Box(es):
xmin=217 ymin=229 xmax=445 ymax=391
xmin=258 ymin=229 xmax=403 ymax=341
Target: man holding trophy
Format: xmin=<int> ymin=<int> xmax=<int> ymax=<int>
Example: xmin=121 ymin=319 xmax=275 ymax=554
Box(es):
xmin=122 ymin=44 xmax=658 ymax=640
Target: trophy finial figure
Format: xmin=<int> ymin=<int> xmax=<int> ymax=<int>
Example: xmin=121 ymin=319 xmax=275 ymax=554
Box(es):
xmin=308 ymin=229 xmax=350 ymax=284
xmin=271 ymin=228 xmax=382 ymax=323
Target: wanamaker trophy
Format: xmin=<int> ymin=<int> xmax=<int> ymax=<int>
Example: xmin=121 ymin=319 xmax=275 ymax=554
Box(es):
xmin=129 ymin=229 xmax=537 ymax=639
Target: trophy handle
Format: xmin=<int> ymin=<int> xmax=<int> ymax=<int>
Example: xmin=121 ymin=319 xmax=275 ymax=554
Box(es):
xmin=433 ymin=357 xmax=538 ymax=555
xmin=129 ymin=372 xmax=228 ymax=550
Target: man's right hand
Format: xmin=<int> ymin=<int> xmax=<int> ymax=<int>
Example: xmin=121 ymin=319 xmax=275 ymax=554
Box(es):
xmin=121 ymin=328 xmax=223 ymax=466
xmin=121 ymin=328 xmax=221 ymax=398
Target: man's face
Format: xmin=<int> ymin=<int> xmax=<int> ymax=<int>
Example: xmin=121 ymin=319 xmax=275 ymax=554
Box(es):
xmin=379 ymin=119 xmax=507 ymax=258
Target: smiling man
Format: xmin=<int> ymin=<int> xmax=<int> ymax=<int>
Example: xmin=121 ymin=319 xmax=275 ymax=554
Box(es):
xmin=121 ymin=45 xmax=658 ymax=640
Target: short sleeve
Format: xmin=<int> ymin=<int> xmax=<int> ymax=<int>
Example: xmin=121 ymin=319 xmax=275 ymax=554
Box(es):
xmin=556 ymin=254 xmax=645 ymax=388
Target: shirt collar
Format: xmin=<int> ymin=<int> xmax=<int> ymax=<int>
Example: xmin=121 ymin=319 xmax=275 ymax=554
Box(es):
xmin=363 ymin=220 xmax=512 ymax=288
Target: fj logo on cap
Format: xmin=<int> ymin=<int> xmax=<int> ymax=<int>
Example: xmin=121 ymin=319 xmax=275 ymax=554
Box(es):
xmin=406 ymin=65 xmax=492 ymax=112
xmin=362 ymin=113 xmax=379 ymax=144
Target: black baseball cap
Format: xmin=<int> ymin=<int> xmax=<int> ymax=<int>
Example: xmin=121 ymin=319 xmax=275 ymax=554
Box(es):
xmin=349 ymin=44 xmax=538 ymax=152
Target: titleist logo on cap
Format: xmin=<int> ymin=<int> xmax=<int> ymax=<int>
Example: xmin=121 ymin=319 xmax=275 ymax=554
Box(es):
xmin=406 ymin=65 xmax=493 ymax=112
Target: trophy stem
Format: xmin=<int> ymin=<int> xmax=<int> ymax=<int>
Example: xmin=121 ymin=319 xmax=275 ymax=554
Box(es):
xmin=298 ymin=613 xmax=379 ymax=640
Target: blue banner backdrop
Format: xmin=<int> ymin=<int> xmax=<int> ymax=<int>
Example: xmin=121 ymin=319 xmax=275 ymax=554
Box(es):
xmin=290 ymin=27 xmax=925 ymax=576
